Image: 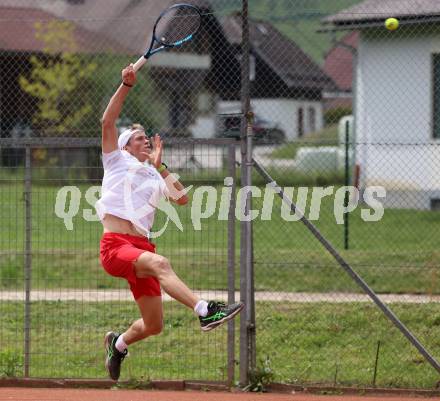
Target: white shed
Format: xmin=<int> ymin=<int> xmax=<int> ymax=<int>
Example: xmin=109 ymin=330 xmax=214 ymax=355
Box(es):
xmin=324 ymin=0 xmax=440 ymax=209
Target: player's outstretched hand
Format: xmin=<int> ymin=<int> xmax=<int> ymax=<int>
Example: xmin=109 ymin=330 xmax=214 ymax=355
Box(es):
xmin=149 ymin=134 xmax=163 ymax=169
xmin=122 ymin=64 xmax=136 ymax=87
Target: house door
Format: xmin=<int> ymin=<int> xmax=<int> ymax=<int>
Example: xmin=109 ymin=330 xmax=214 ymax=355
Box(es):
xmin=297 ymin=107 xmax=304 ymax=138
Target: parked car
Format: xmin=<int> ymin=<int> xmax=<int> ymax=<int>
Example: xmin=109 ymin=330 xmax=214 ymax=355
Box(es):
xmin=216 ymin=115 xmax=285 ymax=144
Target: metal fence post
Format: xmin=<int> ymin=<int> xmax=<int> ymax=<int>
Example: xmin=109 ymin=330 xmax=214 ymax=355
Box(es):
xmin=344 ymin=120 xmax=350 ymax=250
xmin=24 ymin=143 xmax=32 ymax=377
xmin=239 ymin=117 xmax=249 ymax=379
xmin=245 ymin=111 xmax=256 ymax=375
xmin=227 ymin=144 xmax=237 ymax=385
xmin=239 ymin=0 xmax=251 ymax=386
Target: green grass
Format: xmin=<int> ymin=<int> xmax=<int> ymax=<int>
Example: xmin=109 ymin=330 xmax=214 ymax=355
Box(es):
xmin=1 ymin=179 xmax=440 ymax=294
xmin=1 ymin=300 xmax=440 ymax=389
xmin=255 ymin=302 xmax=440 ymax=388
xmin=270 ymin=124 xmax=339 ymax=160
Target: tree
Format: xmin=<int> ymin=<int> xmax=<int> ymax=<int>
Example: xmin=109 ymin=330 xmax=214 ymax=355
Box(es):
xmin=19 ymin=20 xmax=97 ymax=136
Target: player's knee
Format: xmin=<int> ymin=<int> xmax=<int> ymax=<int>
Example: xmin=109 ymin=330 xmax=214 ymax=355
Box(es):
xmin=148 ymin=322 xmax=163 ymax=336
xmin=143 ymin=321 xmax=163 ymax=337
xmin=154 ymin=256 xmax=172 ymax=276
xmin=136 ymin=253 xmax=171 ymax=277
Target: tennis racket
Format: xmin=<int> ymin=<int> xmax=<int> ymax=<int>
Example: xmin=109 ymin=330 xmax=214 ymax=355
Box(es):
xmin=133 ymin=3 xmax=202 ymax=72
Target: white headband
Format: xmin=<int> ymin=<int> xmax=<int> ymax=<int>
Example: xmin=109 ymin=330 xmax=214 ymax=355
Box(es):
xmin=118 ymin=128 xmax=144 ymax=149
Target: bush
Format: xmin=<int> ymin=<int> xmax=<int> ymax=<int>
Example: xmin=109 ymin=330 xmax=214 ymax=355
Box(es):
xmin=324 ymin=107 xmax=352 ymax=126
xmin=0 ymin=349 xmax=23 ymax=377
xmin=244 ymin=357 xmax=274 ymax=392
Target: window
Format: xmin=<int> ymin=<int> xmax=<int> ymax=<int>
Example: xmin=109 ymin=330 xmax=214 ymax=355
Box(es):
xmin=257 ymin=24 xmax=268 ymax=35
xmin=432 ymin=54 xmax=440 ymax=138
xmin=197 ymin=92 xmax=212 ymax=113
xmin=236 ymin=54 xmax=255 ymax=81
xmin=250 ymin=55 xmax=256 ymax=81
xmin=308 ymin=106 xmax=316 ymax=133
xmin=170 ymin=91 xmax=191 ymax=129
xmin=431 ymin=198 xmax=440 ymax=211
xmin=297 ymin=107 xmax=304 ymax=138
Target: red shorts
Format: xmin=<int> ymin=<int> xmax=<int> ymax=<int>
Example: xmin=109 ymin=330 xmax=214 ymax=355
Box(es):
xmin=100 ymin=232 xmax=161 ymax=299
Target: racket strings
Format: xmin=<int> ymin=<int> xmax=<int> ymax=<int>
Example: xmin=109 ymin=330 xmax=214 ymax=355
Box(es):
xmin=155 ymin=7 xmax=201 ymax=46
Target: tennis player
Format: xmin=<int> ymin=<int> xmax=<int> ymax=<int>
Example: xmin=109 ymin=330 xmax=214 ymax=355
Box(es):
xmin=96 ymin=64 xmax=244 ymax=381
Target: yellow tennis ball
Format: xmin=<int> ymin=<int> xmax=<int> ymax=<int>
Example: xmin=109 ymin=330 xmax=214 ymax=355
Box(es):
xmin=385 ymin=17 xmax=399 ymax=31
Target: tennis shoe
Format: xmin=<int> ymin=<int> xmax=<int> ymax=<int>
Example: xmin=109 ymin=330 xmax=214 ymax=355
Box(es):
xmin=104 ymin=331 xmax=127 ymax=381
xmin=199 ymin=301 xmax=244 ymax=331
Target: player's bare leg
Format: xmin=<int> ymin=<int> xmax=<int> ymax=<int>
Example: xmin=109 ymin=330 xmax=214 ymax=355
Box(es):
xmin=105 ymin=296 xmax=163 ymax=381
xmin=134 ymin=252 xmax=244 ymax=331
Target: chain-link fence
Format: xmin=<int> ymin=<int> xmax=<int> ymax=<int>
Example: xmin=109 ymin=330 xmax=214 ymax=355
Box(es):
xmin=0 ymin=138 xmax=238 ymax=381
xmin=252 ymin=142 xmax=440 ymax=388
xmin=1 ymin=0 xmax=440 ymax=390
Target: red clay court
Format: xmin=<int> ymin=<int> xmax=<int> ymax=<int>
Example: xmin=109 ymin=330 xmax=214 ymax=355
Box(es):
xmin=1 ymin=388 xmax=440 ymax=401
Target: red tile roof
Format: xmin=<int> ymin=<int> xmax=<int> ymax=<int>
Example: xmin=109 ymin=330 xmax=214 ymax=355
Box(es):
xmin=0 ymin=6 xmax=127 ymax=53
xmin=323 ymin=31 xmax=358 ymax=91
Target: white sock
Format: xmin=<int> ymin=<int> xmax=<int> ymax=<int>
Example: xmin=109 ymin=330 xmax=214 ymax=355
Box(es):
xmin=115 ymin=334 xmax=128 ymax=352
xmin=194 ymin=300 xmax=209 ymax=317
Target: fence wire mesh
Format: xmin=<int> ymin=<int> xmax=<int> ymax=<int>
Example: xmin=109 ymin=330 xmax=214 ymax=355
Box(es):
xmin=1 ymin=0 xmax=440 ymax=390
xmin=1 ymin=140 xmax=237 ymax=380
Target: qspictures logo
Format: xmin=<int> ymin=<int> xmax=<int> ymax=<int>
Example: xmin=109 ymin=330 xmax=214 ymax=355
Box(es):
xmin=54 ymin=171 xmax=386 ymax=237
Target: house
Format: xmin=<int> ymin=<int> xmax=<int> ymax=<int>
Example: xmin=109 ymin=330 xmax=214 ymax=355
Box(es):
xmin=216 ymin=14 xmax=335 ymax=141
xmin=0 ymin=0 xmax=228 ymax=138
xmin=0 ymin=4 xmax=125 ymax=138
xmin=0 ymin=0 xmax=334 ymax=143
xmin=323 ymin=0 xmax=440 ymax=210
xmin=31 ymin=0 xmax=334 ymax=139
xmin=33 ymin=0 xmax=334 ymax=141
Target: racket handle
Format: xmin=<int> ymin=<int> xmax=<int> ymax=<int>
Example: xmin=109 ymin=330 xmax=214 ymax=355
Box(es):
xmin=133 ymin=56 xmax=147 ymax=72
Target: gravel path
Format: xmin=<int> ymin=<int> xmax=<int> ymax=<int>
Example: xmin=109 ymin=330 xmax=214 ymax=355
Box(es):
xmin=0 ymin=290 xmax=439 ymax=303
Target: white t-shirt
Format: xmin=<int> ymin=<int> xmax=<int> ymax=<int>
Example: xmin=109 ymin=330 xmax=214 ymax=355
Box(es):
xmin=95 ymin=149 xmax=169 ymax=237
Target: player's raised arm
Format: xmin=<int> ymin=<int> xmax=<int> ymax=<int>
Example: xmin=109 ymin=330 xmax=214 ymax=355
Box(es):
xmin=101 ymin=65 xmax=137 ymax=153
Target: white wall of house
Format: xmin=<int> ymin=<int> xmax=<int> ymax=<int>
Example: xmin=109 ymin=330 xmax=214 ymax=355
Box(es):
xmin=252 ymin=99 xmax=323 ymax=140
xmin=217 ymin=99 xmax=323 ymax=141
xmin=189 ymin=115 xmax=216 ymax=138
xmin=355 ymin=29 xmax=440 ymax=209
